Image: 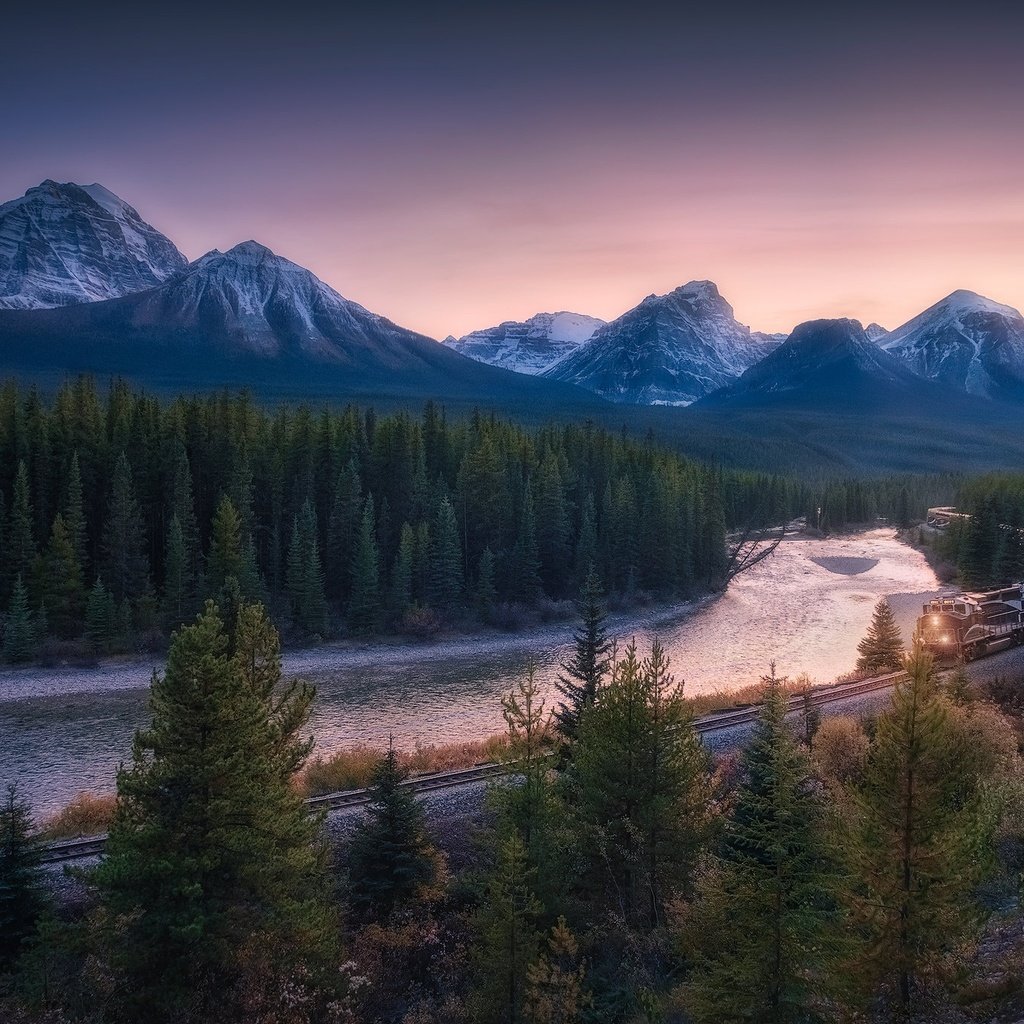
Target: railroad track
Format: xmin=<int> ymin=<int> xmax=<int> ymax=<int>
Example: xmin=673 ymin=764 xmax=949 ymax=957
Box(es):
xmin=38 ymin=670 xmax=910 ymax=866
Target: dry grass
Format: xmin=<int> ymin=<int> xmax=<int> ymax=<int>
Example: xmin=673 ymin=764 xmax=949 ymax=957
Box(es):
xmin=39 ymin=791 xmax=117 ymax=839
xmin=299 ymin=733 xmax=514 ymax=797
xmin=684 ymin=673 xmax=817 ymax=718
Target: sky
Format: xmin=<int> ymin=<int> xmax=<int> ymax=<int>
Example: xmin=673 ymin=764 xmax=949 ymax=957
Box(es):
xmin=4 ymin=1 xmax=1024 ymax=339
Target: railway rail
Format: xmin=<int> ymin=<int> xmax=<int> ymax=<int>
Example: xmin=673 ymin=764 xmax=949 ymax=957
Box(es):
xmin=37 ymin=668 xmax=911 ymax=866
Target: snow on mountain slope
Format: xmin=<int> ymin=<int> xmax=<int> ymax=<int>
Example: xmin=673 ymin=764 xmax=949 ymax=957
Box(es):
xmin=544 ymin=280 xmax=783 ymax=405
xmin=864 ymin=322 xmax=888 ymax=342
xmin=444 ymin=311 xmax=605 ymax=373
xmin=0 ymin=180 xmax=186 ymax=308
xmin=881 ymin=290 xmax=1024 ymax=399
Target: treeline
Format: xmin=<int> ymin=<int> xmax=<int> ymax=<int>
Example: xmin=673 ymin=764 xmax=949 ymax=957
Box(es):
xmin=2 ymin=597 xmax=1021 ymax=1023
xmin=0 ymin=377 xmax=746 ymax=659
xmin=950 ymin=473 xmax=1024 ymax=587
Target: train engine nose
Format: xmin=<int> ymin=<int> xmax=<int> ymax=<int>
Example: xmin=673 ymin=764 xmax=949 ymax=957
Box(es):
xmin=919 ymin=611 xmax=957 ymax=652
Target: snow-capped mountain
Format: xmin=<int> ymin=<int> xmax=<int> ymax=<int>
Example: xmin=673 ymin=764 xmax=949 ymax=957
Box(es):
xmin=864 ymin=322 xmax=888 ymax=342
xmin=444 ymin=311 xmax=605 ymax=374
xmin=699 ymin=318 xmax=952 ymax=410
xmin=544 ymin=281 xmax=783 ymax=405
xmin=881 ymin=290 xmax=1024 ymax=399
xmin=0 ymin=239 xmax=599 ymax=405
xmin=0 ymin=179 xmax=186 ymax=309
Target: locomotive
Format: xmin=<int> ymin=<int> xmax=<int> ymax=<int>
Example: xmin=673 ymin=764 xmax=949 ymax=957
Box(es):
xmin=917 ymin=583 xmax=1024 ymax=661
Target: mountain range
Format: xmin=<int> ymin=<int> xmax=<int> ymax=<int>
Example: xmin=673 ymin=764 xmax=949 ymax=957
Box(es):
xmin=1 ymin=179 xmax=1024 ymax=434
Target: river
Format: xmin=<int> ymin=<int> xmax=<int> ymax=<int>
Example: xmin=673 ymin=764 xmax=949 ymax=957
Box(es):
xmin=0 ymin=528 xmax=942 ymax=815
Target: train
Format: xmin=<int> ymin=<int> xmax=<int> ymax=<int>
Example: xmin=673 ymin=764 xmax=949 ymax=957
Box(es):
xmin=917 ymin=583 xmax=1024 ymax=661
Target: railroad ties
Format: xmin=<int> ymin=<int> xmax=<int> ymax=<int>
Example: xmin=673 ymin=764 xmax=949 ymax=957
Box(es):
xmin=39 ymin=670 xmax=910 ymax=866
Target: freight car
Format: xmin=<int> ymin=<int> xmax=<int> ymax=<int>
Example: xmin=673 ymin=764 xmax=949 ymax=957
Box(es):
xmin=917 ymin=584 xmax=1024 ymax=661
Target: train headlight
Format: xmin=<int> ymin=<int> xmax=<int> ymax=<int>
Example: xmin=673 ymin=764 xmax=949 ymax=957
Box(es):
xmin=932 ymin=615 xmax=940 ymax=625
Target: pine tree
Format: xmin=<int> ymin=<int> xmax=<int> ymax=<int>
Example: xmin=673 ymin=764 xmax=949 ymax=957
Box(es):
xmin=287 ymin=500 xmax=328 ymax=634
xmin=554 ymin=565 xmax=611 ymax=742
xmin=429 ymin=495 xmax=463 ymax=613
xmin=93 ymin=602 xmax=336 ymax=1022
xmin=566 ymin=641 xmax=711 ymax=929
xmin=64 ymin=450 xmax=89 ymax=574
xmin=847 ymin=639 xmax=988 ymax=1014
xmin=347 ymin=744 xmax=437 ymax=921
xmin=5 ymin=461 xmax=35 ymax=599
xmin=390 ymin=522 xmax=415 ymax=615
xmin=325 ymin=459 xmax=362 ymax=602
xmin=207 ymin=493 xmax=243 ymax=596
xmin=39 ymin=513 xmax=85 ymax=638
xmin=3 ymin=576 xmax=36 ymax=663
xmin=102 ymin=451 xmax=151 ymax=606
xmin=348 ymin=496 xmax=381 ymax=633
xmin=471 ymin=832 xmax=543 ymax=1024
xmin=856 ymin=598 xmax=904 ymax=673
xmin=162 ymin=515 xmax=193 ymax=628
xmin=512 ymin=482 xmax=543 ymax=605
xmin=573 ymin=493 xmax=598 ymax=587
xmin=169 ymin=445 xmax=202 ymax=591
xmin=684 ymin=669 xmax=842 ymax=1023
xmin=85 ymin=577 xmax=115 ymax=653
xmin=0 ymin=785 xmax=45 ymax=969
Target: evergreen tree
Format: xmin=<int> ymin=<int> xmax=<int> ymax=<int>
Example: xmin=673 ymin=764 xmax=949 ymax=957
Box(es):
xmin=390 ymin=522 xmax=415 ymax=615
xmin=685 ymin=669 xmax=842 ymax=1023
xmin=287 ymin=499 xmax=328 ymax=634
xmin=169 ymin=445 xmax=202 ymax=593
xmin=63 ymin=450 xmax=88 ymax=574
xmin=348 ymin=496 xmax=381 ymax=633
xmin=0 ymin=785 xmax=45 ymax=969
xmin=38 ymin=513 xmax=85 ymax=638
xmin=5 ymin=461 xmax=35 ymax=599
xmin=207 ymin=493 xmax=243 ymax=596
xmin=471 ymin=832 xmax=543 ymax=1024
xmin=85 ymin=577 xmax=115 ymax=653
xmin=573 ymin=493 xmax=598 ymax=587
xmin=566 ymin=641 xmax=711 ymax=929
xmin=102 ymin=452 xmax=151 ymax=606
xmin=554 ymin=565 xmax=611 ymax=742
xmin=512 ymin=482 xmax=543 ymax=605
xmin=162 ymin=515 xmax=193 ymax=628
xmin=847 ymin=639 xmax=988 ymax=1014
xmin=347 ymin=744 xmax=437 ymax=921
xmin=429 ymin=495 xmax=463 ymax=612
xmin=3 ymin=576 xmax=36 ymax=663
xmin=93 ymin=602 xmax=336 ymax=1022
xmin=325 ymin=459 xmax=362 ymax=602
xmin=524 ymin=917 xmax=588 ymax=1024
xmin=856 ymin=598 xmax=904 ymax=673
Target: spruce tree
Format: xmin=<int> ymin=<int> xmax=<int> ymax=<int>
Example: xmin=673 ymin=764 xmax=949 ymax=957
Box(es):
xmin=470 ymin=832 xmax=543 ymax=1024
xmin=554 ymin=565 xmax=611 ymax=742
xmin=0 ymin=785 xmax=45 ymax=969
xmin=207 ymin=493 xmax=243 ymax=596
xmin=287 ymin=499 xmax=327 ymax=634
xmin=162 ymin=515 xmax=193 ymax=628
xmin=428 ymin=494 xmax=463 ymax=613
xmin=347 ymin=744 xmax=436 ymax=921
xmin=169 ymin=445 xmax=202 ymax=594
xmin=566 ymin=641 xmax=711 ymax=929
xmin=685 ymin=669 xmax=842 ymax=1024
xmin=348 ymin=496 xmax=381 ymax=633
xmin=325 ymin=459 xmax=362 ymax=602
xmin=856 ymin=598 xmax=904 ymax=673
xmin=85 ymin=577 xmax=115 ymax=653
xmin=5 ymin=461 xmax=35 ymax=600
xmin=63 ymin=450 xmax=89 ymax=574
xmin=573 ymin=493 xmax=598 ymax=587
xmin=93 ymin=602 xmax=336 ymax=1022
xmin=512 ymin=482 xmax=543 ymax=605
xmin=847 ymin=639 xmax=988 ymax=1014
xmin=39 ymin=513 xmax=85 ymax=638
xmin=390 ymin=522 xmax=415 ymax=615
xmin=102 ymin=451 xmax=150 ymax=607
xmin=3 ymin=576 xmax=36 ymax=663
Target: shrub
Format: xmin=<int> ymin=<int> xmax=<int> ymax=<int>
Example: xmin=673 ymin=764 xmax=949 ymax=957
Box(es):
xmin=39 ymin=791 xmax=117 ymax=839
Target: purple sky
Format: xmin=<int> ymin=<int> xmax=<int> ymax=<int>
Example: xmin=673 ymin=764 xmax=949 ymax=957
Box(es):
xmin=6 ymin=2 xmax=1024 ymax=338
